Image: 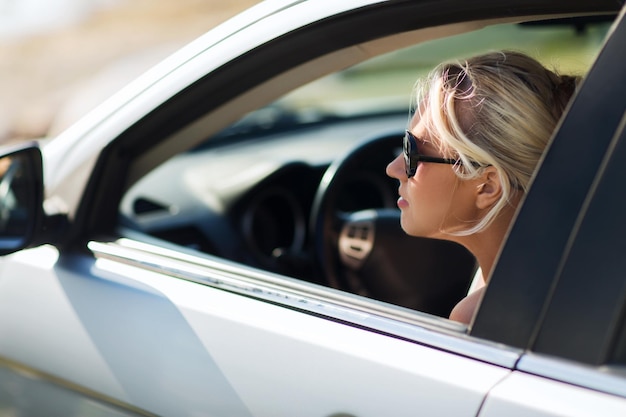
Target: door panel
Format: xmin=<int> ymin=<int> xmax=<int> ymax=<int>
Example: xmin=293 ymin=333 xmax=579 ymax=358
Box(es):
xmin=0 ymin=244 xmax=509 ymax=417
xmin=0 ymin=361 xmax=149 ymax=417
xmin=479 ymin=371 xmax=626 ymax=417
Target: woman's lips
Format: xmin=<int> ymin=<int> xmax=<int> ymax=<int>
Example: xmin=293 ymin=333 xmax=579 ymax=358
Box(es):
xmin=397 ymin=196 xmax=409 ymax=209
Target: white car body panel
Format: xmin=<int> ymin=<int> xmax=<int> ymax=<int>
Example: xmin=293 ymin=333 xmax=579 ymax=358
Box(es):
xmin=480 ymin=371 xmax=626 ymax=417
xmin=0 ymin=245 xmax=509 ymax=416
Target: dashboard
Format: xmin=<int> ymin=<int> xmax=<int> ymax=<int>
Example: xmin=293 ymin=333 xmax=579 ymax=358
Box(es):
xmin=119 ymin=112 xmax=406 ymax=282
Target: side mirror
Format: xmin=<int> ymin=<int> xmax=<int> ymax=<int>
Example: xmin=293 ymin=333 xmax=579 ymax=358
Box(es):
xmin=0 ymin=143 xmax=45 ymax=255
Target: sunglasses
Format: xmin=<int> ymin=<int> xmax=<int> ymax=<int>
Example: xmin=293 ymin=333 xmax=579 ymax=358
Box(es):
xmin=403 ymin=130 xmax=458 ymax=178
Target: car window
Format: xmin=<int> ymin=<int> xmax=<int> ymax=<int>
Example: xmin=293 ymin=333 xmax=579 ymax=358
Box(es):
xmin=118 ymin=17 xmax=613 ymax=322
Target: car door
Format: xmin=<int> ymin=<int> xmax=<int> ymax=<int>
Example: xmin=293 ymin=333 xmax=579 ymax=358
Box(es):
xmin=0 ymin=240 xmax=513 ymax=417
xmin=475 ymin=4 xmax=626 ymax=416
xmin=0 ymin=1 xmax=525 ymax=415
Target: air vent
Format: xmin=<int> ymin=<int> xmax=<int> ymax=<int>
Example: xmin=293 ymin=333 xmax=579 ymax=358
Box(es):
xmin=133 ymin=198 xmax=169 ymax=215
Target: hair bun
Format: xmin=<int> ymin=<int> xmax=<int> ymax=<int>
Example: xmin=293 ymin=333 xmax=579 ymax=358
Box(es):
xmin=553 ymin=74 xmax=581 ymax=113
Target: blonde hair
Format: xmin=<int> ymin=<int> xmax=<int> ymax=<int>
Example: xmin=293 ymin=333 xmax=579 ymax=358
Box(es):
xmin=415 ymin=50 xmax=579 ymax=235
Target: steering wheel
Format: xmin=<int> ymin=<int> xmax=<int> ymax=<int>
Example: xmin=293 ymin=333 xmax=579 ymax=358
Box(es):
xmin=310 ymin=132 xmax=476 ymax=317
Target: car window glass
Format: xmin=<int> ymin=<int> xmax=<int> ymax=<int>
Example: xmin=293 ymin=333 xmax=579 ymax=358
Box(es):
xmin=612 ymin=324 xmax=626 ymax=366
xmin=118 ymin=18 xmax=612 ymax=320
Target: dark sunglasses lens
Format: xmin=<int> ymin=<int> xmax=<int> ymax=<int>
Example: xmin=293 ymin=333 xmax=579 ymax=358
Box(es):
xmin=404 ymin=131 xmax=416 ymax=177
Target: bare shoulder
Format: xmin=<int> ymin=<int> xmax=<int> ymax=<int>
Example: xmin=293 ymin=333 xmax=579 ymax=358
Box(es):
xmin=449 ymin=287 xmax=486 ymax=324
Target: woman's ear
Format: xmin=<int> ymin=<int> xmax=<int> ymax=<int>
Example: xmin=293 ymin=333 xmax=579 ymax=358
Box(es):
xmin=475 ymin=167 xmax=502 ymax=210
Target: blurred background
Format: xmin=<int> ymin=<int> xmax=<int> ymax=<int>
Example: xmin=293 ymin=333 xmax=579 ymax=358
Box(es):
xmin=0 ymin=0 xmax=258 ymax=144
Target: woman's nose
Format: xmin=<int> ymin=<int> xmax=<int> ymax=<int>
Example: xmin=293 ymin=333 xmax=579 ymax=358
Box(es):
xmin=386 ymin=153 xmax=406 ymax=180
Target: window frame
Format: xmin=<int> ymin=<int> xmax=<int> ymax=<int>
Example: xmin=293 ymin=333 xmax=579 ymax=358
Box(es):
xmin=69 ymin=0 xmax=624 ymax=356
xmin=77 ymin=0 xmax=622 ymax=245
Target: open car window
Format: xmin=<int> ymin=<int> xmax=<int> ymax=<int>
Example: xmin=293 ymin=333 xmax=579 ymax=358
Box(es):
xmin=117 ymin=16 xmax=613 ymax=324
xmin=193 ymin=19 xmax=610 ymax=148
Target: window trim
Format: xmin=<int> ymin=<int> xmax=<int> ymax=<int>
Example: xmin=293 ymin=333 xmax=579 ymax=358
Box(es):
xmin=90 ymin=236 xmax=523 ymax=368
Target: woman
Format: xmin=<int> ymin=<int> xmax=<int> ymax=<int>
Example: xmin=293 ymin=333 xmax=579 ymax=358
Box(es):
xmin=386 ymin=51 xmax=579 ymax=324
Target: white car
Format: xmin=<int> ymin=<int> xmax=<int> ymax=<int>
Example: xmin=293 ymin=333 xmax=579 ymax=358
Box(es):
xmin=1 ymin=0 xmax=626 ymax=416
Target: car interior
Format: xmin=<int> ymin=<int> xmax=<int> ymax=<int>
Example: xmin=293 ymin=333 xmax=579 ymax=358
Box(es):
xmin=116 ymin=13 xmax=614 ymax=319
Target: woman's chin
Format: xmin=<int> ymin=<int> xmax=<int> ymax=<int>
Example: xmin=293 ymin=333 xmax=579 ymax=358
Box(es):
xmin=399 ymin=217 xmax=416 ymax=236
